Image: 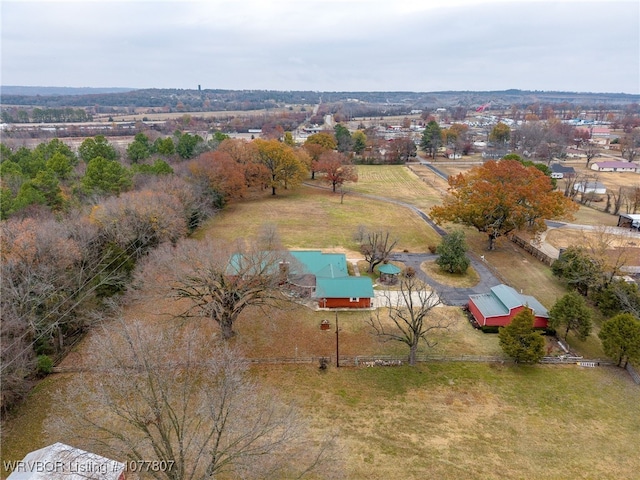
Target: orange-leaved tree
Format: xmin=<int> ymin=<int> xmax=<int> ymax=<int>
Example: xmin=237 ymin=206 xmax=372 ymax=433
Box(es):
xmin=430 ymin=159 xmax=577 ymax=250
xmin=315 ymin=151 xmax=358 ymax=192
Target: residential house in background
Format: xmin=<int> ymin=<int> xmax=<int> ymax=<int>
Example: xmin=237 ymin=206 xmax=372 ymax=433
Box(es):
xmin=573 ymin=181 xmax=607 ymax=195
xmin=590 ymin=161 xmax=638 ymax=173
xmin=550 ymin=163 xmax=576 ymax=179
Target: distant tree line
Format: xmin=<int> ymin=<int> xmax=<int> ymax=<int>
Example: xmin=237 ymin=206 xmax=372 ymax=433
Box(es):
xmin=1 ymin=107 xmax=92 ymax=123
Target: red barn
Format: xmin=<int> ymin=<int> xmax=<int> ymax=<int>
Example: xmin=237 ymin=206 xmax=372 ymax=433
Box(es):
xmin=468 ymin=284 xmax=549 ymax=329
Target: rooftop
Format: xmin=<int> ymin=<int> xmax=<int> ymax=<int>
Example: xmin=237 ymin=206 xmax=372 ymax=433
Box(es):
xmin=469 ymin=284 xmax=549 ymax=319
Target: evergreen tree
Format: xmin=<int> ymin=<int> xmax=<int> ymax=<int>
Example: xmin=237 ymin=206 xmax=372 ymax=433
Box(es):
xmin=435 ymin=230 xmax=470 ymax=274
xmin=599 ymin=313 xmax=640 ymax=368
xmin=498 ymin=308 xmax=545 ymax=363
xmin=420 ymin=120 xmax=442 ymax=158
xmin=548 ymin=291 xmax=593 ymax=341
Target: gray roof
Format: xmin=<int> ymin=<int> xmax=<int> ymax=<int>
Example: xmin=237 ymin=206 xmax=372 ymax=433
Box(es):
xmin=550 ymin=163 xmax=575 ymax=174
xmin=469 ymin=284 xmax=548 ymax=319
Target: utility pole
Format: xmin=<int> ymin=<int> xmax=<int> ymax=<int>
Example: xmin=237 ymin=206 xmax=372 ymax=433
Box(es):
xmin=335 ymin=312 xmax=340 ymax=368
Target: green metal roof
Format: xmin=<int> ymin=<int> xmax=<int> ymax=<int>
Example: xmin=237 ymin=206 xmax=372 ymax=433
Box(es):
xmin=289 ymin=250 xmax=348 ymax=278
xmin=378 ymin=263 xmax=402 ymax=275
xmin=315 ymin=276 xmax=374 ymax=299
xmin=469 ymin=284 xmax=548 ymax=318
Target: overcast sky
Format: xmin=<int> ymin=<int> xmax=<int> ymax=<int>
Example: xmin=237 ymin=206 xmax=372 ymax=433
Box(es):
xmin=2 ymin=0 xmax=638 ymax=93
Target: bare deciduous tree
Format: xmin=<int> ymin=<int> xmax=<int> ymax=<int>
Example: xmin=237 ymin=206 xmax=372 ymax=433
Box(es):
xmin=368 ymin=276 xmax=451 ymax=365
xmin=137 ymin=238 xmax=289 ymax=340
xmin=356 ymin=228 xmax=398 ymax=273
xmin=52 ymin=319 xmax=337 ymax=480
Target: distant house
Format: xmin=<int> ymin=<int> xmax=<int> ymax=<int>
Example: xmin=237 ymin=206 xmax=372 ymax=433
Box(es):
xmin=590 ymin=127 xmax=611 ymax=138
xmin=590 ymin=161 xmax=638 ymax=172
xmin=468 ymin=284 xmax=549 ymax=329
xmin=6 ymin=442 xmax=126 ymax=480
xmin=573 ymin=181 xmax=607 ymax=195
xmin=287 ymin=250 xmax=374 ymax=309
xmin=550 ymin=163 xmax=576 ymax=179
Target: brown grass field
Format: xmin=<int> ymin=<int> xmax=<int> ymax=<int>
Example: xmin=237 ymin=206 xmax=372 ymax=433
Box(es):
xmin=3 ymin=164 xmax=640 ymax=480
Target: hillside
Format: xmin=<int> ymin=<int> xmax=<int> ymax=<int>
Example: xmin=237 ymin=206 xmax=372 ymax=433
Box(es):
xmin=1 ymin=88 xmax=638 ymax=110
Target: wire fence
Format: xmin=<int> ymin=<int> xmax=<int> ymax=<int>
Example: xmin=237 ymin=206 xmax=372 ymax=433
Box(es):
xmin=51 ymin=354 xmax=619 ymax=373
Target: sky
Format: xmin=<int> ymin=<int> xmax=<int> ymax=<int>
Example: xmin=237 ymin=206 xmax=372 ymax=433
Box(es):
xmin=1 ymin=0 xmax=639 ymax=93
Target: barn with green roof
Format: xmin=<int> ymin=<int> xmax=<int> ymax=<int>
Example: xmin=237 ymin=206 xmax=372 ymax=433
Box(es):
xmin=468 ymin=284 xmax=549 ymax=328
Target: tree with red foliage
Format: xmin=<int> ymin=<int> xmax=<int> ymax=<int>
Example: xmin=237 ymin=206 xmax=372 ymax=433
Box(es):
xmin=315 ymin=151 xmax=358 ymax=192
xmin=430 ymin=159 xmax=577 ymax=250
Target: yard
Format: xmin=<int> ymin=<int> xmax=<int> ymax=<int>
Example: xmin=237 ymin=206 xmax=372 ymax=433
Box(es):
xmin=2 ymin=164 xmax=639 ymax=480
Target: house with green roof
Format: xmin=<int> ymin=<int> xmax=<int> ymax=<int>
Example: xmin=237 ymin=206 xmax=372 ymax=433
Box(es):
xmin=468 ymin=284 xmax=549 ymax=328
xmin=287 ymin=250 xmax=374 ymax=309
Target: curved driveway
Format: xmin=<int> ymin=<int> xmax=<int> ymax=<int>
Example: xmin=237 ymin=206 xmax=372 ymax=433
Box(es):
xmin=389 ymin=252 xmax=501 ymax=306
xmin=304 ymin=182 xmax=502 ymax=306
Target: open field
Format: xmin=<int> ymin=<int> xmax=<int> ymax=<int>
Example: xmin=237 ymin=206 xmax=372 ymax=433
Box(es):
xmin=256 ymin=362 xmax=640 ymax=480
xmin=6 ymin=357 xmax=639 ymax=480
xmin=349 ymin=164 xmax=445 ymax=212
xmin=202 ymin=184 xmax=442 ymax=253
xmin=94 ymin=105 xmax=312 ymax=123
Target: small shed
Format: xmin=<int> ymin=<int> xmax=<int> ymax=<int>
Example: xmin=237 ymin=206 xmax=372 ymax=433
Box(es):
xmin=617 ymin=213 xmax=640 ymax=230
xmin=573 ymin=181 xmax=607 ymax=195
xmin=378 ymin=263 xmax=402 ymax=284
xmin=6 ymin=442 xmax=126 ymax=480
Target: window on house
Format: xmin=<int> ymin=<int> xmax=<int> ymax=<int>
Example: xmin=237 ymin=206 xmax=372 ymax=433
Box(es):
xmin=350 ymin=297 xmax=359 ymax=302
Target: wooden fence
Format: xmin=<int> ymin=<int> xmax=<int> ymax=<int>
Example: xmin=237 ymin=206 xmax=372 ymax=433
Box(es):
xmin=510 ymin=234 xmax=556 ymax=266
xmin=626 ymin=363 xmax=640 ymax=384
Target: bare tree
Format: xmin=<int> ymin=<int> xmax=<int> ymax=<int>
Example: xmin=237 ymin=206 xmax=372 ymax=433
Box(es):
xmin=585 ymin=225 xmax=635 ymax=284
xmin=357 ymin=228 xmax=398 ymax=273
xmin=52 ymin=319 xmax=337 ymax=480
xmin=368 ymin=276 xmax=451 ymax=365
xmin=136 ymin=237 xmax=289 ymax=340
xmin=582 ymin=142 xmax=599 ymax=168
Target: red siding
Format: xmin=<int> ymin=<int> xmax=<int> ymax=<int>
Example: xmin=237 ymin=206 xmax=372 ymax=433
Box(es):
xmin=468 ymin=300 xmax=548 ymax=328
xmin=483 ymin=314 xmax=515 ymax=327
xmin=468 ymin=299 xmax=486 ymax=325
xmin=320 ymin=298 xmax=371 ymax=309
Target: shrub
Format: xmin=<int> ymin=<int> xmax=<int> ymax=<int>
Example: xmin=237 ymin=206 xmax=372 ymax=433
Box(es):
xmin=36 ymin=355 xmax=53 ymax=376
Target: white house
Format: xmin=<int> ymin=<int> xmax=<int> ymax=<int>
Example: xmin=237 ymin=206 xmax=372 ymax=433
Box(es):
xmin=590 ymin=161 xmax=638 ymax=173
xmin=550 ymin=163 xmax=576 ymax=179
xmin=573 ymin=181 xmax=607 ymax=195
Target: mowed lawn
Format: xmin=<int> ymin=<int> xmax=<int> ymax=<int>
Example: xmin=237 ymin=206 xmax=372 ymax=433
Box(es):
xmin=202 ymin=183 xmax=441 ymax=252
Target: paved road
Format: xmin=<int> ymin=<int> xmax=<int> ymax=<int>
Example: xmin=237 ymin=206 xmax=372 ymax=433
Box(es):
xmin=389 ymin=252 xmax=501 ymax=306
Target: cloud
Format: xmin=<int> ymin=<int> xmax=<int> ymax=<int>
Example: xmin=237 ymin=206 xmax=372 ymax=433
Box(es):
xmin=1 ymin=0 xmax=638 ymax=93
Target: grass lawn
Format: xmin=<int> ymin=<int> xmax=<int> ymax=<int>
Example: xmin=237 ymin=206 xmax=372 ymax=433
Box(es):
xmin=255 ymin=362 xmax=640 ymax=480
xmin=349 ymin=164 xmax=444 ymax=211
xmin=200 ymin=185 xmax=441 ymax=253
xmin=451 ymin=226 xmax=568 ymax=308
xmin=421 ymin=259 xmax=480 ymax=288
